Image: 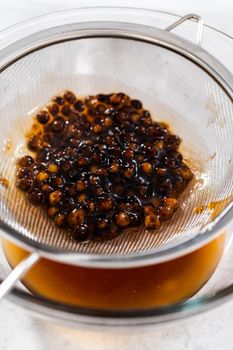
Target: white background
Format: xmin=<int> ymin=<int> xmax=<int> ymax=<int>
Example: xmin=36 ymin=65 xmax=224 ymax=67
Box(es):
xmin=0 ymin=1 xmax=233 ymax=349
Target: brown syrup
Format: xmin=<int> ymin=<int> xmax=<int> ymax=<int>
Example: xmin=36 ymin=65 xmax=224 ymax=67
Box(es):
xmin=3 ymin=234 xmax=225 ymax=309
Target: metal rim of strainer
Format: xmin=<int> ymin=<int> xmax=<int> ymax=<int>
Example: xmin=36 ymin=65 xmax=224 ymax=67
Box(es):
xmin=0 ymin=14 xmax=232 ymax=269
xmin=0 ymin=7 xmax=232 ymax=324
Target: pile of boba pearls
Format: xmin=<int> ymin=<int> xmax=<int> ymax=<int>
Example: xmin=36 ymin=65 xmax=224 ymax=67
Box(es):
xmin=16 ymin=91 xmax=193 ymax=242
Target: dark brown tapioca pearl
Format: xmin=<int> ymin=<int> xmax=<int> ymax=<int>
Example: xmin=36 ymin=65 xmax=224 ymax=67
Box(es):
xmin=95 ymin=214 xmax=110 ymax=230
xmin=144 ymin=214 xmax=161 ymax=229
xmin=68 ymin=111 xmax=80 ymax=123
xmin=141 ymin=110 xmax=151 ymax=118
xmin=165 ymin=135 xmax=181 ymax=151
xmin=42 ymin=133 xmax=52 ymax=144
xmin=115 ymin=211 xmax=130 ymax=227
xmin=130 ymin=113 xmax=140 ymax=124
xmin=103 ymin=117 xmax=113 ymax=128
xmin=155 ymin=140 xmax=165 ymax=150
xmin=63 ymin=91 xmax=77 ymax=104
xmin=51 ymin=117 xmax=65 ymax=133
xmin=141 ymin=116 xmax=152 ymax=126
xmin=178 ymin=166 xmax=193 ymax=180
xmin=67 ymin=208 xmax=85 ymax=226
xmin=92 ymin=153 xmax=103 ymax=163
xmin=36 ymin=147 xmax=52 ymax=162
xmin=127 ymin=142 xmax=139 ymax=151
xmin=158 ymin=204 xmax=176 ymax=221
xmin=47 ymin=163 xmax=59 ymax=174
xmin=143 ymin=204 xmax=155 ymax=215
xmin=135 ymin=125 xmax=146 ymax=136
xmin=104 ymin=107 xmax=118 ymax=117
xmin=72 ymin=224 xmax=89 ymax=241
xmin=52 ymin=176 xmax=64 ymax=187
xmin=16 ymin=177 xmax=33 ymax=192
xmin=18 ymin=155 xmax=34 ymax=167
xmin=74 ymin=100 xmax=85 ymax=112
xmin=125 ymin=194 xmax=141 ymax=208
xmin=163 ymin=156 xmax=177 ymax=169
xmin=169 ymin=151 xmax=183 ymax=163
xmin=49 ymin=190 xmax=62 ymax=205
xmin=97 ymin=94 xmax=111 ymax=104
xmin=156 ymin=167 xmax=167 ymax=176
xmin=85 ymin=95 xmax=98 ymax=107
xmin=131 ymin=99 xmax=142 ymax=109
xmin=92 ymin=124 xmax=103 ymax=134
xmin=122 ymin=149 xmax=134 ymax=160
xmin=92 ymin=186 xmax=105 ymax=197
xmin=64 ymin=147 xmax=78 ymax=158
xmin=140 ymin=162 xmax=153 ymax=174
xmin=68 ymin=168 xmax=79 ymax=179
xmin=89 ymin=174 xmax=100 ymax=186
xmin=105 ymin=135 xmax=118 ymax=147
xmin=47 ymin=206 xmax=59 ymax=218
xmin=78 ymin=193 xmax=87 ymax=203
xmin=138 ymin=184 xmax=152 ymax=199
xmin=28 ymin=189 xmax=45 ymax=206
xmin=77 ymin=157 xmax=89 ymax=168
xmin=36 ymin=111 xmax=50 ymax=124
xmin=53 ymin=96 xmax=65 ymax=105
xmin=122 ymin=167 xmax=136 ymax=179
xmin=84 ymin=139 xmax=95 ymax=147
xmin=61 ymin=198 xmax=76 ymax=213
xmin=96 ymin=167 xmax=108 ymax=177
xmin=98 ymin=196 xmax=114 ymax=212
xmin=110 ymin=93 xmax=128 ymax=106
xmin=28 ymin=135 xmax=43 ymax=151
xmin=121 ymin=131 xmax=136 ymax=143
xmin=54 ymin=213 xmax=66 ymax=228
xmin=113 ymin=184 xmax=124 ymax=196
xmin=36 ymin=171 xmax=49 ymax=182
xmin=128 ymin=211 xmax=142 ymax=226
xmin=95 ymin=103 xmax=107 ymax=115
xmin=31 ymin=162 xmax=43 ymax=174
xmin=102 ymin=179 xmax=113 ymax=193
xmin=41 ymin=183 xmax=54 ymax=193
xmin=163 ymin=197 xmax=178 ymax=210
xmin=119 ymin=202 xmax=133 ymax=211
xmin=64 ymin=184 xmax=76 ymax=197
xmin=17 ymin=167 xmax=31 ymax=179
xmin=160 ymin=178 xmax=173 ymax=194
xmin=81 ymin=145 xmax=94 ymax=158
xmin=83 ymin=199 xmax=96 ymax=213
xmin=48 ymin=103 xmax=59 ymax=116
xmin=61 ymin=105 xmax=72 ymax=116
xmin=148 ymin=124 xmax=164 ymax=137
xmin=61 ymin=159 xmax=74 ymax=173
xmin=109 ymin=161 xmax=121 ymax=174
xmin=69 ymin=138 xmax=80 ymax=148
xmin=141 ymin=142 xmax=156 ymax=155
xmin=90 ymin=165 xmax=98 ymax=174
xmin=76 ymin=179 xmax=88 ymax=192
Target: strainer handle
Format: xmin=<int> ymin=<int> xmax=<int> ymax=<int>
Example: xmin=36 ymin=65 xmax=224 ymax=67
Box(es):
xmin=0 ymin=252 xmax=40 ymax=300
xmin=165 ymin=13 xmax=203 ymax=47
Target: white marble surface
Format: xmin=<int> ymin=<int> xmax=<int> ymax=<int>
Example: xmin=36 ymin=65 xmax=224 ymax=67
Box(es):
xmin=0 ymin=1 xmax=233 ymax=349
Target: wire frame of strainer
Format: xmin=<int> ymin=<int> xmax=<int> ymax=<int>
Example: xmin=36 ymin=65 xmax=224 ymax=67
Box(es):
xmin=0 ymin=13 xmax=232 ymax=293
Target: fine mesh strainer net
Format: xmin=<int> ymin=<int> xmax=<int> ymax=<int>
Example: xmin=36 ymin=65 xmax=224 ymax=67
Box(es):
xmin=0 ymin=30 xmax=232 ymax=264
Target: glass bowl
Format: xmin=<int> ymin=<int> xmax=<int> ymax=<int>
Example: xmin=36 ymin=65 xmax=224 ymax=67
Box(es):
xmin=0 ymin=6 xmax=232 ymax=326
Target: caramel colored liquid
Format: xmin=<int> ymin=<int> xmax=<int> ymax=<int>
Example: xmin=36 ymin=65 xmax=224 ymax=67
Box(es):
xmin=3 ymin=235 xmax=225 ymax=309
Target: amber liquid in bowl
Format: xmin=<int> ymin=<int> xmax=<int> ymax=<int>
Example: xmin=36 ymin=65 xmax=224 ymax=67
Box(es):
xmin=2 ymin=234 xmax=225 ymax=309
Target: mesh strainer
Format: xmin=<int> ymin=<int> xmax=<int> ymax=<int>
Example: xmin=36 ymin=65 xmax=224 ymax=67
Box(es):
xmin=0 ymin=13 xmax=232 ymax=299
